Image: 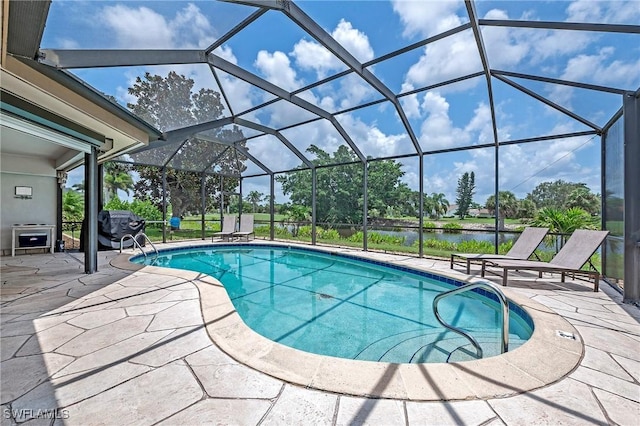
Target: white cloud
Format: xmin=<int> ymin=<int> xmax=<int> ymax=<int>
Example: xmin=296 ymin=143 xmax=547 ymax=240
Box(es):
xmin=418 ymin=92 xmax=472 ymax=150
xmin=291 ymin=39 xmax=342 ymax=79
xmin=391 ymin=0 xmax=465 ymax=38
xmin=254 ymin=50 xmax=303 ymax=91
xmin=562 ymin=47 xmax=640 ymax=87
xmin=337 ymin=75 xmax=376 ymax=110
xmin=405 ymin=31 xmax=482 ymax=90
xmin=464 ymin=103 xmax=494 ymax=144
xmin=566 ymin=0 xmax=640 ymax=24
xmin=169 ymin=3 xmax=215 ymax=48
xmin=252 ymin=20 xmax=376 ymax=126
xmin=101 ymin=5 xmax=173 ymax=48
xmin=332 ymin=19 xmax=375 ymax=63
xmin=420 ymin=133 xmax=599 ymax=205
xmin=498 ymin=135 xmax=598 ymax=197
xmin=100 ymin=3 xmax=214 ymax=49
xmin=100 ymin=3 xmax=229 ymax=110
xmin=291 ymin=19 xmax=374 ymax=79
xmin=547 ymin=47 xmax=640 ymax=108
xmin=57 ymin=38 xmax=80 ymax=49
xmin=214 ymin=45 xmax=238 ymax=65
xmin=399 ymin=83 xmax=421 ymax=118
xmin=524 ymin=30 xmax=592 ymax=64
xmin=480 ymin=9 xmax=530 ymax=68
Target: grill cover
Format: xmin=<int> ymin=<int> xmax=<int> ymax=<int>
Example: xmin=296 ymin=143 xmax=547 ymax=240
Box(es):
xmin=81 ymin=210 xmax=145 ymax=251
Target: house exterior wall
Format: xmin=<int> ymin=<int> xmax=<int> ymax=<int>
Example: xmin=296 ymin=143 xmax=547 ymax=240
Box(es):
xmin=1 ymin=153 xmax=57 ymax=254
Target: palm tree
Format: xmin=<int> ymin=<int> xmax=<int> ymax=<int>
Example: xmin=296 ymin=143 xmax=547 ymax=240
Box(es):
xmin=245 ymin=191 xmax=264 ymax=213
xmin=430 ymin=192 xmax=450 ymax=219
xmin=103 ymin=163 xmax=134 ymax=202
xmin=485 ymin=191 xmax=519 ymax=219
xmin=532 ymin=207 xmax=594 ymax=251
xmin=423 ymin=194 xmax=436 ymax=218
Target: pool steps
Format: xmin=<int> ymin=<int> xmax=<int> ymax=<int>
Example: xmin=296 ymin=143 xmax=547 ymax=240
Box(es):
xmin=354 ymin=328 xmax=529 ymax=364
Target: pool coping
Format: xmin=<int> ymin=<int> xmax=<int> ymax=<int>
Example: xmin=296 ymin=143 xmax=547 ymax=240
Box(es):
xmin=112 ymin=241 xmax=584 ymax=401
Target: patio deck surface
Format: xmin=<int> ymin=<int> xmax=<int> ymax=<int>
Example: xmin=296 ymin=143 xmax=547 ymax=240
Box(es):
xmin=1 ymin=241 xmax=639 ymax=425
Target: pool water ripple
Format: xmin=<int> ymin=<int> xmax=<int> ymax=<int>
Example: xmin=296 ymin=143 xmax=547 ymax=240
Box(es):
xmin=137 ymin=245 xmax=533 ymax=363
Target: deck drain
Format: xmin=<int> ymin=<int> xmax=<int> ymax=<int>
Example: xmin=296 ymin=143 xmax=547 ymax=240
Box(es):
xmin=556 ymin=330 xmax=576 ymax=340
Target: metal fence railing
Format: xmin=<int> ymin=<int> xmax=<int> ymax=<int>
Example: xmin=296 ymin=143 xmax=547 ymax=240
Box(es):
xmin=62 ymin=218 xmax=598 ymax=269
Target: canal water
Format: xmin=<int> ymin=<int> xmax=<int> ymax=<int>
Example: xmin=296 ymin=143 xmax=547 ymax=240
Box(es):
xmin=373 ymin=229 xmax=518 ymax=247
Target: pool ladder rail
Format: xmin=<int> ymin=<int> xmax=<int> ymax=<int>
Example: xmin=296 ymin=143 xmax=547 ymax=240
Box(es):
xmin=433 ymin=281 xmax=510 ymax=360
xmin=120 ymin=233 xmax=158 ymax=259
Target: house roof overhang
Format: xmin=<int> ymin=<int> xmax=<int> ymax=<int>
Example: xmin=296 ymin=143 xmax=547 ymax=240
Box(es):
xmin=1 ymin=0 xmax=162 ymax=171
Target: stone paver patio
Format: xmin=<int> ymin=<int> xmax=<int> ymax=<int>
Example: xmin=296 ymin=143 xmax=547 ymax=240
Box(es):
xmin=1 ymin=241 xmax=639 ymax=425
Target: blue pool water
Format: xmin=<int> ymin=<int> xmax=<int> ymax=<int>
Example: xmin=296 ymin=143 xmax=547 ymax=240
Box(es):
xmin=133 ymin=245 xmax=533 ymax=363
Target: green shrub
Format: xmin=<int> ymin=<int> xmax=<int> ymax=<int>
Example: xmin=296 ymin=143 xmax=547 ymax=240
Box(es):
xmin=318 ymin=228 xmax=340 ymax=240
xmin=63 ymin=191 xmax=84 ymax=225
xmin=498 ymin=240 xmax=514 ymax=255
xmin=443 ymin=223 xmax=463 ymax=233
xmin=423 ymin=221 xmax=436 ymax=231
xmin=104 ymin=196 xmax=129 ymax=211
xmin=103 ymin=197 xmax=162 ymax=224
xmin=420 ymin=239 xmax=457 ymax=251
xmin=456 ymin=240 xmax=493 ymax=254
xmin=297 ymin=225 xmax=312 ymax=238
xmin=369 ymin=232 xmax=405 ymax=245
xmin=348 ymin=231 xmax=364 ymax=243
xmin=274 ymin=226 xmax=292 ymax=238
xmin=130 ymin=199 xmax=163 ymax=222
xmin=347 ymin=231 xmax=404 ymax=245
xmin=254 ymin=225 xmax=271 ymax=237
xmin=534 ymin=250 xmax=555 ymax=262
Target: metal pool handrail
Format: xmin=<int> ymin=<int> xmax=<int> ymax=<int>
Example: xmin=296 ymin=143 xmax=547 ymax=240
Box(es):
xmin=119 ymin=233 xmax=158 ymax=259
xmin=433 ymin=281 xmax=510 ymax=359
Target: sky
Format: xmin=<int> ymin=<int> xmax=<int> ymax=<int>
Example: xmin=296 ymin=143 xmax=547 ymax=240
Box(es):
xmin=45 ymin=0 xmax=640 ymax=207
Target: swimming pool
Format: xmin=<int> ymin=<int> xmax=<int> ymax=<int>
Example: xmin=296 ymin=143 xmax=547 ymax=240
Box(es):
xmin=133 ymin=244 xmax=533 ymax=364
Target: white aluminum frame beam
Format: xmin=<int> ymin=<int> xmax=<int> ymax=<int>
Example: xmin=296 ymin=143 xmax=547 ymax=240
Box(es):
xmin=479 ymin=19 xmax=640 ymax=34
xmin=208 ymin=53 xmax=366 ymax=162
xmin=233 ymin=118 xmax=314 ymax=169
xmin=493 ymin=74 xmax=602 ymax=132
xmin=39 ymin=49 xmax=206 ymax=68
xmin=492 ymin=70 xmax=627 ymax=94
xmin=197 ymin=134 xmax=272 ymax=175
xmin=229 ymin=0 xmax=422 ymax=156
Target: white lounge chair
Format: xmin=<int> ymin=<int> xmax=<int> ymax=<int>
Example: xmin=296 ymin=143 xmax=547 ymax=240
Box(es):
xmin=450 ymin=227 xmax=549 ymax=274
xmin=232 ymin=214 xmax=254 ymax=241
xmin=212 ymin=216 xmax=236 ymax=242
xmin=481 ymin=229 xmax=609 ymax=292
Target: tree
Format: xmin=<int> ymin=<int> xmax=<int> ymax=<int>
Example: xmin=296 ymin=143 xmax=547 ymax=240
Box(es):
xmin=127 ymin=71 xmax=246 ymax=219
xmin=455 ymin=171 xmax=475 ymax=219
xmin=104 ymin=195 xmax=163 ymax=222
xmin=516 ymin=198 xmax=537 ymax=219
xmin=429 ymin=193 xmax=449 ymax=219
xmin=485 ymin=191 xmax=518 ymax=219
xmin=245 ymin=191 xmax=263 ymax=213
xmin=282 ymin=204 xmax=310 ymax=237
xmin=103 ymin=162 xmax=134 ymax=202
xmin=527 ymin=180 xmax=595 ymax=211
xmin=62 ymin=190 xmax=84 ymax=224
xmin=566 ymin=187 xmax=600 ymax=215
xmin=423 ymin=194 xmax=436 ymax=218
xmin=276 ymin=145 xmax=411 ymax=224
xmin=71 ymin=182 xmax=85 ymax=193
